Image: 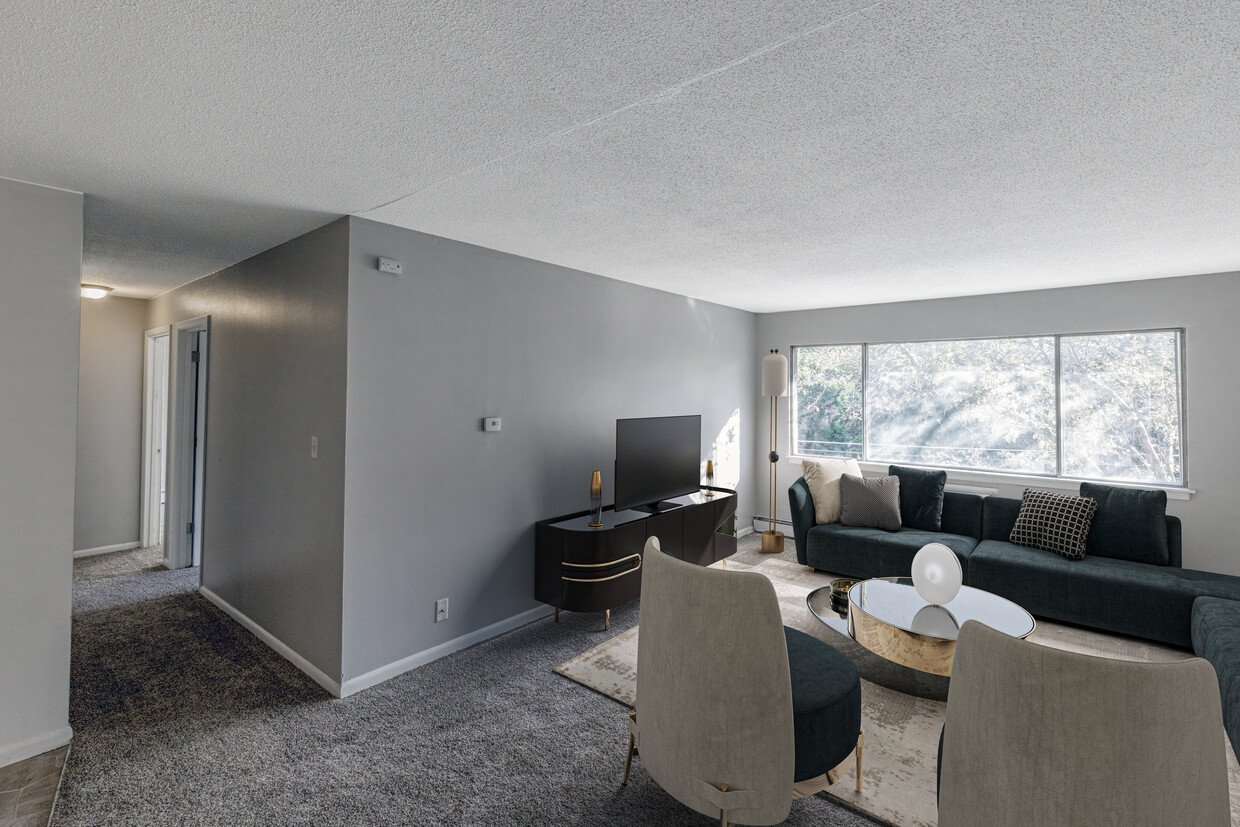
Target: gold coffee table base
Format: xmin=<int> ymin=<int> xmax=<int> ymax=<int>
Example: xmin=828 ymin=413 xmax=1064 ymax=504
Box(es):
xmin=848 ymin=607 xmax=957 ymax=676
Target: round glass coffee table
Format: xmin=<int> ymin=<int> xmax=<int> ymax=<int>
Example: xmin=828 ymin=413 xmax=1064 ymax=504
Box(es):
xmin=807 ymin=577 xmax=1035 ymax=677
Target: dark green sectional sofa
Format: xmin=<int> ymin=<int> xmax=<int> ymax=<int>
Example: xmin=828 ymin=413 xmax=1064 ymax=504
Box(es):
xmin=1192 ymin=598 xmax=1240 ymax=760
xmin=789 ymin=476 xmax=1240 ymax=649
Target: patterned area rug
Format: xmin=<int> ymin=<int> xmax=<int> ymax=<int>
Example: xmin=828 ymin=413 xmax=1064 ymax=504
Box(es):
xmin=555 ymin=552 xmax=1240 ymax=827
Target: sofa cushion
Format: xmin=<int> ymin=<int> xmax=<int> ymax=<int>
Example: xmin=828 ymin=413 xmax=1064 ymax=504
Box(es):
xmin=784 ymin=626 xmax=862 ymax=782
xmin=1080 ymin=482 xmax=1170 ymax=566
xmin=890 ymin=465 xmax=947 ymax=532
xmin=839 ymin=474 xmax=902 ymax=531
xmin=801 ymin=458 xmax=862 ymax=524
xmin=807 ymin=523 xmax=978 ymax=581
xmin=1009 ymin=489 xmax=1098 ymax=560
xmin=1193 ymin=597 xmax=1240 ymax=656
xmin=1191 ymin=597 xmax=1240 ymax=761
xmin=968 ymin=540 xmax=1240 ymax=648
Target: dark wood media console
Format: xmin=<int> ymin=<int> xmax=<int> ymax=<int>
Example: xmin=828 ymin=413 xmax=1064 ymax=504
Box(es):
xmin=535 ymin=487 xmax=738 ymax=629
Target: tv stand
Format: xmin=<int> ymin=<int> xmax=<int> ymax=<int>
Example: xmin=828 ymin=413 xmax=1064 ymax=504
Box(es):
xmin=535 ymin=487 xmax=737 ymax=629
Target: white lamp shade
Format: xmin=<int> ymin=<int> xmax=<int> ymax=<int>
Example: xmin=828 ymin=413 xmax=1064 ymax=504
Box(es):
xmin=911 ymin=542 xmax=963 ymax=605
xmin=760 ymin=350 xmax=789 ymax=397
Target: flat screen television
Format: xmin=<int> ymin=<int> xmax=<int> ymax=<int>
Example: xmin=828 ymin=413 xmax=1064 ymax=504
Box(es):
xmin=614 ymin=415 xmax=702 ymax=513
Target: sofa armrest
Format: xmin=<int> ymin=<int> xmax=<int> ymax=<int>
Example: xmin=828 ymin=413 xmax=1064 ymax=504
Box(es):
xmin=1167 ymin=516 xmax=1182 ymax=568
xmin=788 ymin=477 xmax=815 ymax=566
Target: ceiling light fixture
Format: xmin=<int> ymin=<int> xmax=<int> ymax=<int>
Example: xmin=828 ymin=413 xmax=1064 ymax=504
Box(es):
xmin=81 ymin=284 xmax=112 ymax=300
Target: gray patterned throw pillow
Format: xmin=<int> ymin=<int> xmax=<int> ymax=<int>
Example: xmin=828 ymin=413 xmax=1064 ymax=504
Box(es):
xmin=839 ymin=474 xmax=902 ymax=531
xmin=1009 ymin=489 xmax=1098 ymax=560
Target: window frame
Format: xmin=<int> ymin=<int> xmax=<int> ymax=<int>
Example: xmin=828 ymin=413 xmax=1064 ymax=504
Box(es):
xmin=788 ymin=327 xmax=1189 ymax=490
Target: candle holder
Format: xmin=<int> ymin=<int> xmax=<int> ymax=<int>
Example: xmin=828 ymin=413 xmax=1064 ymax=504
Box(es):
xmin=588 ymin=470 xmax=604 ymax=527
xmin=705 ymin=459 xmax=715 ymax=497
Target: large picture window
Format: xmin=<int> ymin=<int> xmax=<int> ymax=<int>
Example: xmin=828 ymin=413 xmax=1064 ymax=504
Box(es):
xmin=791 ymin=330 xmax=1184 ymax=486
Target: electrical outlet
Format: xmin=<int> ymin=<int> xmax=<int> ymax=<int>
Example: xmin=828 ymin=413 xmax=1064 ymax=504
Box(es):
xmin=483 ymin=417 xmax=501 ymax=432
xmin=311 ymin=435 xmax=318 ymax=459
xmin=435 ymin=598 xmax=449 ymax=622
xmin=378 ymin=256 xmax=403 ymax=275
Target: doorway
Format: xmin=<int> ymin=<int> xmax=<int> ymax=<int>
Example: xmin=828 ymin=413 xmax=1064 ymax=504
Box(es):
xmin=140 ymin=329 xmax=170 ymax=549
xmin=164 ymin=316 xmax=210 ymax=571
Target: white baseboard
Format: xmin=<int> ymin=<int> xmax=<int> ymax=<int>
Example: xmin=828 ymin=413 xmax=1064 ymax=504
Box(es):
xmin=737 ymin=526 xmax=754 ymax=538
xmin=0 ymin=725 xmax=73 ymax=768
xmin=340 ymin=605 xmax=555 ymax=697
xmin=198 ymin=586 xmax=342 ymax=698
xmin=73 ymin=541 xmax=140 ymax=558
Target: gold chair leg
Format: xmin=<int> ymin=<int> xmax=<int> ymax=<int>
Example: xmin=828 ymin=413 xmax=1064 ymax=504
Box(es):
xmin=605 ymin=609 xmax=610 ymax=631
xmin=855 ymin=731 xmax=864 ymax=793
xmin=623 ymin=709 xmax=637 ymax=786
xmin=623 ymin=733 xmax=635 ymax=785
xmin=720 ymin=784 xmax=729 ymax=827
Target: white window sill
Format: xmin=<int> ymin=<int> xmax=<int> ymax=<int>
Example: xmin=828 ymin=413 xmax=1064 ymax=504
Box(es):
xmin=784 ymin=456 xmax=1194 ymax=501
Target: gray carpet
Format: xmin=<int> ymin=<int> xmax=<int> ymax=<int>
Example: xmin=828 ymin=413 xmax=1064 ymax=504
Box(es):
xmin=57 ymin=541 xmax=880 ymax=826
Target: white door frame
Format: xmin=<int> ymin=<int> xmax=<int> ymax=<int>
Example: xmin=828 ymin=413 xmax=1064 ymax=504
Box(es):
xmin=140 ymin=327 xmax=170 ymax=548
xmin=165 ymin=316 xmax=210 ymax=571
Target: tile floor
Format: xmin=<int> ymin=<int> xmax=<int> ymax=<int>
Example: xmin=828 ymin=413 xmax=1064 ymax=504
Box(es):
xmin=0 ymin=746 xmax=68 ymax=827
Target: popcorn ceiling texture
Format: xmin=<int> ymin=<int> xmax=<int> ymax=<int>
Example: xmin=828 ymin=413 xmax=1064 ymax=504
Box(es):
xmin=3 ymin=1 xmax=1239 ymax=309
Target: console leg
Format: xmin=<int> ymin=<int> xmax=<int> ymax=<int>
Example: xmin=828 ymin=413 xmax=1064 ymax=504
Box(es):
xmin=554 ymin=607 xmax=559 ymax=623
xmin=605 ymin=609 xmax=610 ymax=631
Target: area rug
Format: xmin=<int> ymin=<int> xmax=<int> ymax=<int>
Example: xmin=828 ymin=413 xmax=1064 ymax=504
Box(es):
xmin=555 ymin=554 xmax=1240 ymax=827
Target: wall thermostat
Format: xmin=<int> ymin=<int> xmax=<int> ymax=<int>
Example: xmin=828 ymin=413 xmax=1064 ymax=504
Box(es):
xmin=378 ymin=257 xmax=403 ymax=275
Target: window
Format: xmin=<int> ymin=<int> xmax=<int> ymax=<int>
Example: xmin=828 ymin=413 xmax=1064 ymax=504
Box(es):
xmin=792 ymin=344 xmax=862 ymax=458
xmin=791 ymin=330 xmax=1184 ymax=486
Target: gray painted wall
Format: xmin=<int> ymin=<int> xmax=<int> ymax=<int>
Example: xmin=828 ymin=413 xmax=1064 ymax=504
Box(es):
xmin=755 ymin=271 xmax=1240 ymax=576
xmin=342 ymin=217 xmax=757 ymax=681
xmin=0 ymin=178 xmax=81 ymax=764
xmin=147 ymin=218 xmax=351 ymax=680
xmin=74 ymin=296 xmax=147 ymax=552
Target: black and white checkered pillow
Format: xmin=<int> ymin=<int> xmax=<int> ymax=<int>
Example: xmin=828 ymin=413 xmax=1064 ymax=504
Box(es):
xmin=1010 ymin=489 xmax=1099 ymax=560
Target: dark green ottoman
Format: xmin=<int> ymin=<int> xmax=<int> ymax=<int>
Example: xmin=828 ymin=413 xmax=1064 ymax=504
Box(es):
xmin=1191 ymin=596 xmax=1240 ymax=760
xmin=783 ymin=626 xmax=862 ymax=781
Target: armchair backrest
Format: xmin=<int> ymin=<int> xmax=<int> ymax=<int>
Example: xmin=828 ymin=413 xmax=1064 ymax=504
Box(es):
xmin=939 ymin=620 xmax=1228 ymax=826
xmin=636 ymin=537 xmax=795 ymax=824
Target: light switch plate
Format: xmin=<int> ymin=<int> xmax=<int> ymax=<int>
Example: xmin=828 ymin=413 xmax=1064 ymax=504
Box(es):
xmin=435 ymin=598 xmax=449 ymax=622
xmin=483 ymin=417 xmax=502 ymax=432
xmin=378 ymin=256 xmax=403 ymax=275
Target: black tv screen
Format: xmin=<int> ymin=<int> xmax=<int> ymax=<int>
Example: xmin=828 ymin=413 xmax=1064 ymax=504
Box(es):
xmin=614 ymin=415 xmax=702 ymax=512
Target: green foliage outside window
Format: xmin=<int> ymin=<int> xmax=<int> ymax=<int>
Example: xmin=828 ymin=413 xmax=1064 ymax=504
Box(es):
xmin=791 ymin=330 xmax=1183 ymax=485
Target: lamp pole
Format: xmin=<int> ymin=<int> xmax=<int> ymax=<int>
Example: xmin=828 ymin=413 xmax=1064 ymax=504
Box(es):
xmin=761 ymin=349 xmax=788 ymax=553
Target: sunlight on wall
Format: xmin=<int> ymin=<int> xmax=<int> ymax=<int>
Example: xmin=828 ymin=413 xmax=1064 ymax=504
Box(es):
xmin=702 ymin=408 xmax=741 ymax=489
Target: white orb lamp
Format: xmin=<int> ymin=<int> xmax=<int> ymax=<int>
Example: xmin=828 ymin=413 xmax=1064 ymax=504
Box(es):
xmin=911 ymin=543 xmax=962 ymax=605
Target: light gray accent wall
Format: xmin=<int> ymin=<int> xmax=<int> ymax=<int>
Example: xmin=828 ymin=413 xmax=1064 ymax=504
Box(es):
xmin=756 ymin=271 xmax=1240 ymax=576
xmin=146 ymin=218 xmax=351 ymax=680
xmin=342 ymin=217 xmax=757 ymax=681
xmin=0 ymin=178 xmax=82 ymax=761
xmin=74 ymin=296 xmax=147 ymax=552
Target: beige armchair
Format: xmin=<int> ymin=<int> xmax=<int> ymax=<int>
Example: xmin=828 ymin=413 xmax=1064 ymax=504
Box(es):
xmin=624 ymin=537 xmax=861 ymax=826
xmin=939 ymin=620 xmax=1230 ymax=827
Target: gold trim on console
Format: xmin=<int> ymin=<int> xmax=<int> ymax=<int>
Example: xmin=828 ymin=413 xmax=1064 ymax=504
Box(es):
xmin=562 ymin=555 xmax=643 ymax=583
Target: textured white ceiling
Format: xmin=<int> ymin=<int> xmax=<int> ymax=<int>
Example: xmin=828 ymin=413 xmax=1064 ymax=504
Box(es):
xmin=4 ymin=1 xmax=1240 ymax=309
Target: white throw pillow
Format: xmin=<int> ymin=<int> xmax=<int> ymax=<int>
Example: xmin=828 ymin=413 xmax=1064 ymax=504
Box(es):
xmin=801 ymin=458 xmax=862 ymax=524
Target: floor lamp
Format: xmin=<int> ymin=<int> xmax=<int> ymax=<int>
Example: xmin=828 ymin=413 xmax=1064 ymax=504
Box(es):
xmin=761 ymin=348 xmax=788 ymax=553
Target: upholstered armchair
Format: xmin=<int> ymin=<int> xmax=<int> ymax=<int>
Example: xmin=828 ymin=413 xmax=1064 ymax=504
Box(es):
xmin=624 ymin=537 xmax=862 ymax=826
xmin=939 ymin=620 xmax=1230 ymax=826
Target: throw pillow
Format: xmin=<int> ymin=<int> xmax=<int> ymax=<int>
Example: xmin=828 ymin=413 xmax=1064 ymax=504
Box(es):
xmin=1009 ymin=489 xmax=1098 ymax=560
xmin=839 ymin=474 xmax=902 ymax=531
xmin=889 ymin=465 xmax=947 ymax=531
xmin=1079 ymin=483 xmax=1170 ymax=566
xmin=801 ymin=458 xmax=862 ymax=524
